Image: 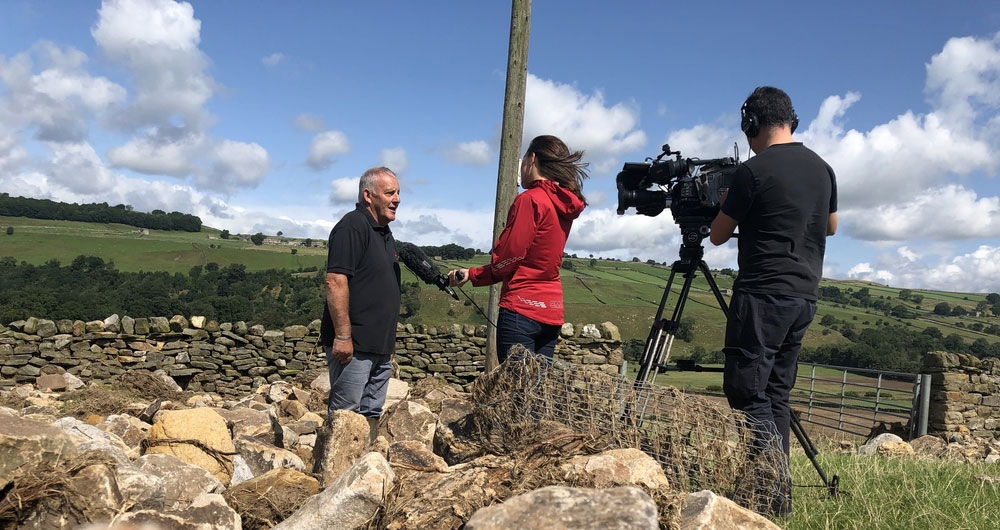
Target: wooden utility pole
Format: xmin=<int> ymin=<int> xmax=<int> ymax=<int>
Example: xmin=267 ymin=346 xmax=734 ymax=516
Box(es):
xmin=485 ymin=0 xmax=530 ymax=372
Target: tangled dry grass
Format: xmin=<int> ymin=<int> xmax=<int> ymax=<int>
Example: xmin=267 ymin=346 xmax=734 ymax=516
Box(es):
xmin=0 ymin=451 xmax=121 ymax=529
xmin=469 ymin=348 xmax=789 ymax=515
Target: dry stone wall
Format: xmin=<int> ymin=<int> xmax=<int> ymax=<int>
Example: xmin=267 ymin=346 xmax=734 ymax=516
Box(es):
xmin=923 ymin=351 xmax=1000 ymax=439
xmin=0 ymin=316 xmax=624 ymax=394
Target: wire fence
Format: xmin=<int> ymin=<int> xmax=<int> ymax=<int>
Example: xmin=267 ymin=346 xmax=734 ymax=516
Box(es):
xmin=469 ymin=350 xmax=791 ymax=515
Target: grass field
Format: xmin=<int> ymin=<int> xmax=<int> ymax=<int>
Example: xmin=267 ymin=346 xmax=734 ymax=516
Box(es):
xmin=2 ymin=214 xmax=999 ymax=353
xmin=787 ymin=443 xmax=1000 ymax=530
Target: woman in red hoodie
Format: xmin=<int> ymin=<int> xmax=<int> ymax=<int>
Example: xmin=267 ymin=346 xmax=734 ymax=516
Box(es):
xmin=448 ymin=135 xmax=588 ymax=363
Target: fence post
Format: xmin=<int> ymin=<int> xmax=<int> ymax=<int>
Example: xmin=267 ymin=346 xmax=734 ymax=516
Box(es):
xmin=808 ymin=365 xmax=816 ymax=421
xmin=918 ymin=374 xmax=931 ymax=436
xmin=838 ymin=369 xmax=848 ymax=430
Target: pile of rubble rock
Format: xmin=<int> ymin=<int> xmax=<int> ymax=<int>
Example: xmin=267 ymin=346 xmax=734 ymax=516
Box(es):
xmin=0 ymin=370 xmax=782 ymax=530
xmin=854 ymin=431 xmax=1000 ymax=463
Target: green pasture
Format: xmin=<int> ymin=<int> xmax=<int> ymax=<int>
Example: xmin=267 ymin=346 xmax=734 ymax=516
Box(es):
xmin=3 ymin=214 xmax=999 ymax=353
xmin=788 ymin=446 xmax=1000 ymax=530
xmin=628 ymin=363 xmax=915 ymax=411
xmin=1 ymin=215 xmax=327 ymax=273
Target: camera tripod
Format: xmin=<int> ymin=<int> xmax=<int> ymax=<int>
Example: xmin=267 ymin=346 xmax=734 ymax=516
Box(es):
xmin=634 ymin=222 xmax=841 ymax=498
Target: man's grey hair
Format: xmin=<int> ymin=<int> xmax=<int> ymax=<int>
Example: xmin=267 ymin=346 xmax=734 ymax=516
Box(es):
xmin=358 ymin=166 xmax=397 ymax=203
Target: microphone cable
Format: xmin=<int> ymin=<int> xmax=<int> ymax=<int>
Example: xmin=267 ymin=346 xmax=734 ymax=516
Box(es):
xmin=453 ymin=285 xmax=497 ymax=328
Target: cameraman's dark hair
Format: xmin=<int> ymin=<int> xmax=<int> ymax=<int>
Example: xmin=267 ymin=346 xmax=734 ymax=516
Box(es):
xmin=742 ymin=86 xmax=798 ymax=132
xmin=527 ymin=135 xmax=589 ymax=205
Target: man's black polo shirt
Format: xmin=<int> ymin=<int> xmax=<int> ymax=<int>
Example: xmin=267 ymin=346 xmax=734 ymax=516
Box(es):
xmin=320 ymin=204 xmax=401 ymax=354
xmin=721 ymin=142 xmax=837 ymax=301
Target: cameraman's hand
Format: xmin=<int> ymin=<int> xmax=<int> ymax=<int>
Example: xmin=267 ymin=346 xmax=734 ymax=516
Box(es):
xmin=448 ymin=268 xmax=470 ymax=287
xmin=332 ymin=337 xmax=354 ymax=364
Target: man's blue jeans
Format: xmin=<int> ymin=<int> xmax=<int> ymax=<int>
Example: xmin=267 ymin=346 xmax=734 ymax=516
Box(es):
xmin=324 ymin=346 xmax=393 ymax=418
xmin=497 ymin=308 xmax=560 ymax=364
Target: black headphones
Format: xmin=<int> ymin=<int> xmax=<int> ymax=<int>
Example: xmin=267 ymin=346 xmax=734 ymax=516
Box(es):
xmin=741 ymin=101 xmax=799 ymax=138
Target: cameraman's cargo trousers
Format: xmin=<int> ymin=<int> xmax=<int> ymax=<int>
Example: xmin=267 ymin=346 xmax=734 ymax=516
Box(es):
xmin=722 ymin=290 xmax=817 ymax=456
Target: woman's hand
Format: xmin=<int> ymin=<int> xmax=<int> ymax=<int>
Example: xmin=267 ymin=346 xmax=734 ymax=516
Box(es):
xmin=448 ymin=268 xmax=470 ymax=287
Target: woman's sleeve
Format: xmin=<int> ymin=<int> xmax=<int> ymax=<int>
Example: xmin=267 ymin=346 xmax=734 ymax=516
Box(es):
xmin=468 ymin=195 xmax=538 ymax=286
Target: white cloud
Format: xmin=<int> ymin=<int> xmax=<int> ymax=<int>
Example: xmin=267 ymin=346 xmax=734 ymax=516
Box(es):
xmin=897 ymin=246 xmax=919 ymax=262
xmin=45 ymin=141 xmax=118 ymax=194
xmin=848 ymin=245 xmax=1000 ymax=292
xmin=293 ymin=113 xmax=326 ymax=133
xmin=0 ymin=129 xmax=27 ymax=173
xmin=379 ymin=147 xmax=408 ymax=174
xmin=92 ymin=0 xmax=214 ymax=131
xmin=399 ymin=214 xmax=449 ymax=236
xmin=925 ymin=32 xmax=1000 ymax=130
xmin=0 ymin=42 xmax=126 ymax=143
xmin=329 ymin=176 xmax=359 ymax=204
xmin=261 ymin=52 xmax=284 ymax=67
xmin=442 ymin=140 xmax=491 ymax=166
xmin=88 ymin=0 xmax=272 ymax=192
xmin=200 ymin=139 xmax=270 ymax=192
xmin=308 ymin=130 xmax=350 ymax=170
xmin=847 ymin=262 xmax=895 ymax=285
xmin=523 ymin=74 xmax=647 ymax=174
xmin=107 ymin=129 xmax=204 ymax=176
xmin=841 ymin=184 xmax=1000 ymax=241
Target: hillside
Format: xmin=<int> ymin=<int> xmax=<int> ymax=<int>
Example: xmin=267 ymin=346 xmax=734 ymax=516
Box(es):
xmin=2 ymin=214 xmax=999 ymax=359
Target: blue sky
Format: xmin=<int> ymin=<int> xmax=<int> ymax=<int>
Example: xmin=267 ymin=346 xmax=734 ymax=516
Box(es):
xmin=2 ymin=0 xmax=1000 ymax=292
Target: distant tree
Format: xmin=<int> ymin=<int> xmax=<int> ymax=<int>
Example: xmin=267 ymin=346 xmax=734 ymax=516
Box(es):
xmin=976 ymin=301 xmax=990 ymax=313
xmin=645 ymin=259 xmax=656 ymax=265
xmin=943 ymin=333 xmax=965 ymax=352
xmin=898 ymin=289 xmax=911 ymax=300
xmin=399 ymin=282 xmax=421 ymax=319
xmin=291 ymin=249 xmax=297 ymax=255
xmin=933 ymin=302 xmax=951 ymax=316
xmin=561 ymin=260 xmax=575 ymax=270
xmin=220 ymin=229 xmax=230 ymax=239
xmin=251 ymin=232 xmax=265 ymax=246
xmin=688 ymin=345 xmax=707 ymax=364
xmin=891 ymin=304 xmax=915 ymax=319
xmin=303 ymin=238 xmax=313 ymax=247
xmin=589 ymin=258 xmax=597 ymax=268
xmin=676 ymin=317 xmax=695 ymax=342
xmin=5 ymin=226 xmax=12 ymax=235
xmin=911 ymin=294 xmax=924 ymax=305
xmin=950 ymin=305 xmax=968 ymax=317
xmin=631 ymin=257 xmax=639 ymax=262
xmin=189 ymin=265 xmax=202 ymax=278
xmin=969 ymin=337 xmax=990 ymax=357
xmin=820 ymin=314 xmax=837 ymax=326
xmin=622 ymin=338 xmax=644 ymax=363
xmin=986 ymin=293 xmax=1000 ymax=305
xmin=277 ymin=231 xmax=283 ymax=236
xmin=205 ymin=262 xmax=219 ymax=272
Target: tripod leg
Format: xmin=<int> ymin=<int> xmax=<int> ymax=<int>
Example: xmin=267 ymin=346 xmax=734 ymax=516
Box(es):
xmin=789 ymin=410 xmax=840 ymax=497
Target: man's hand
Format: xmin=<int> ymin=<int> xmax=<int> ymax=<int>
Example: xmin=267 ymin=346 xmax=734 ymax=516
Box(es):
xmin=448 ymin=268 xmax=470 ymax=287
xmin=332 ymin=337 xmax=354 ymax=364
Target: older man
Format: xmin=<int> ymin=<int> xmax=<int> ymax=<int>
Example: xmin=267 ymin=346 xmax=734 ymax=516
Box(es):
xmin=320 ymin=166 xmax=401 ymax=429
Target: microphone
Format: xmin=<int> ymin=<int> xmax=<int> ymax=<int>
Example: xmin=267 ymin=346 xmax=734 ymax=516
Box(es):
xmin=397 ymin=243 xmax=459 ymax=300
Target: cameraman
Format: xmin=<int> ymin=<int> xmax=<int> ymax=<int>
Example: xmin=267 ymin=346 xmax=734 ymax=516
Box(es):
xmin=710 ymin=86 xmax=837 ymax=514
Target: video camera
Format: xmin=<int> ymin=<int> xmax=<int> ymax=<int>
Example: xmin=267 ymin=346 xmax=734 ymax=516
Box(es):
xmin=616 ymin=144 xmax=739 ymax=225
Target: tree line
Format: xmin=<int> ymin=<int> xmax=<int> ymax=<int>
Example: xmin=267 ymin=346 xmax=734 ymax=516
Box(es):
xmin=0 ymin=256 xmax=323 ymax=329
xmin=0 ymin=194 xmax=202 ymax=232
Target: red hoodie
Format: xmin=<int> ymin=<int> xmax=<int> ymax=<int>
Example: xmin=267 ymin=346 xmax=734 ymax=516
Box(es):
xmin=468 ymin=180 xmax=585 ymax=326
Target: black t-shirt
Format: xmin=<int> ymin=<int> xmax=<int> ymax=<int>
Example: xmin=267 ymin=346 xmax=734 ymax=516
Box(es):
xmin=720 ymin=143 xmax=837 ymax=301
xmin=320 ymin=205 xmax=401 ymax=353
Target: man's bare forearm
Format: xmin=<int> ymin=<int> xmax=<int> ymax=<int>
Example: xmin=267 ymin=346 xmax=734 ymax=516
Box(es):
xmin=325 ymin=273 xmax=351 ymax=338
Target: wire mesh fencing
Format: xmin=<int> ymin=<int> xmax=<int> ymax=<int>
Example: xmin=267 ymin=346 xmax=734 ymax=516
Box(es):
xmin=469 ymin=349 xmax=791 ymax=514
